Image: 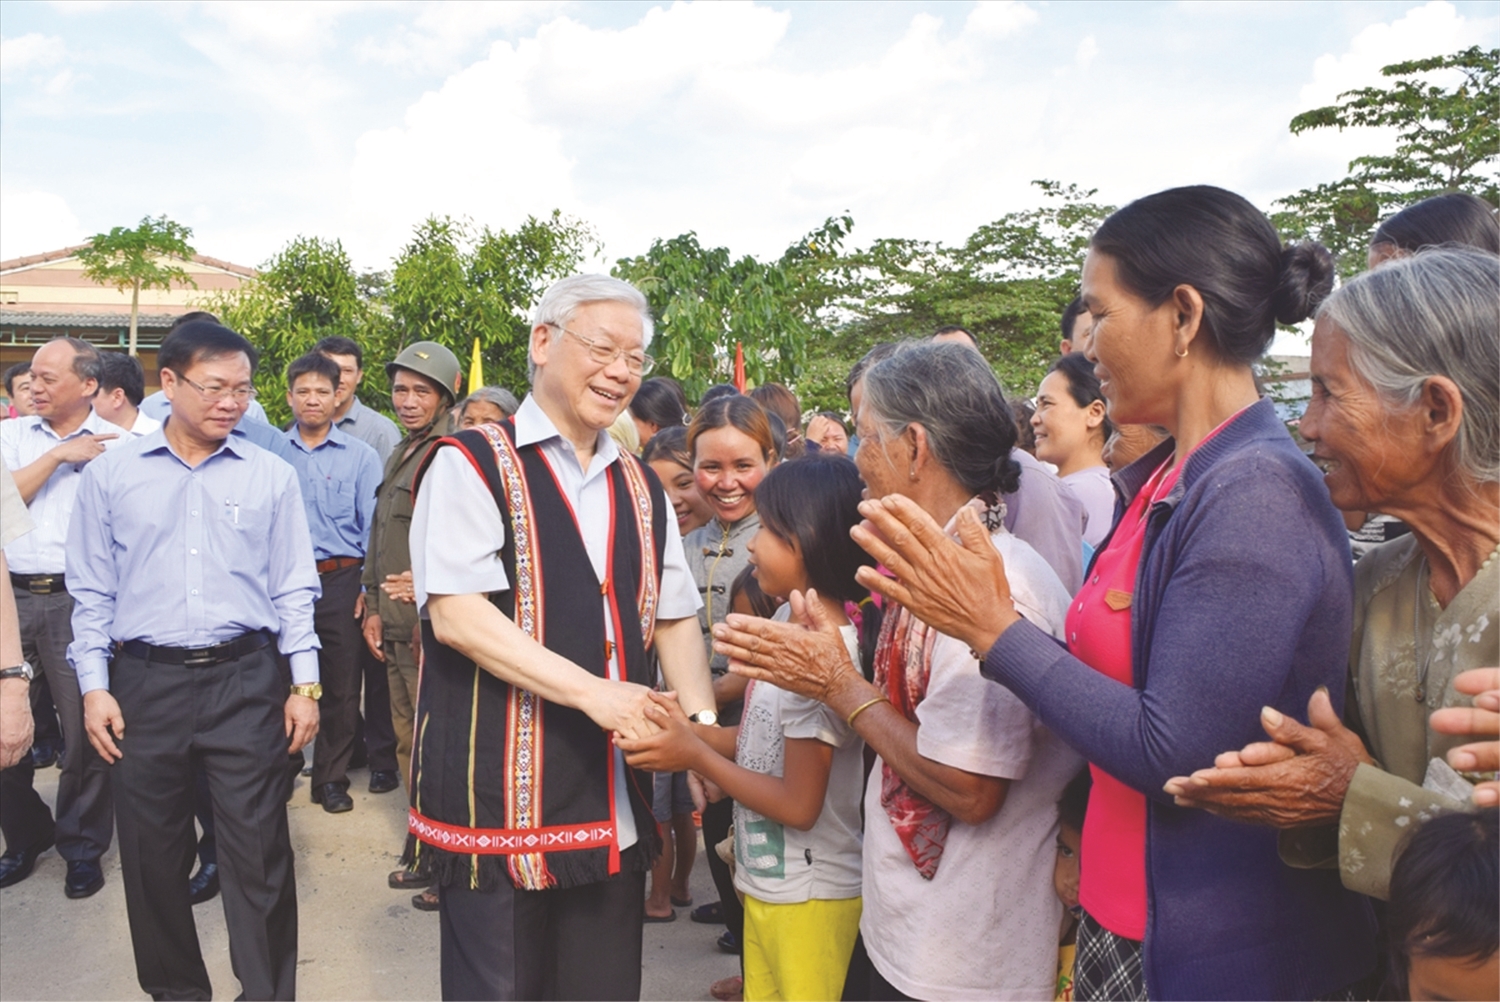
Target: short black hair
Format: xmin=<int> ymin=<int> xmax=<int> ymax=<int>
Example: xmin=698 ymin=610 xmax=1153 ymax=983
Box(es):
xmin=931 ymin=325 xmax=978 ymax=347
xmin=97 ymin=352 xmax=146 ymax=406
xmin=1057 ymin=768 xmax=1092 ymax=832
xmin=700 ymin=383 xmax=740 ymax=406
xmin=286 ymin=352 xmax=341 ymax=392
xmin=168 ymin=311 xmax=221 ymax=334
xmin=157 ymin=321 xmax=259 ymax=375
xmin=728 ymin=564 xmax=779 ymax=620
xmin=1373 ymin=193 xmax=1499 ymax=255
xmin=1389 ymin=809 xmax=1498 ymax=966
xmin=4 ymin=362 xmax=31 ymax=396
xmin=1061 ymin=297 xmax=1089 ymax=342
xmin=313 ymin=336 xmax=364 ymax=368
xmin=630 ymin=376 xmax=688 ymax=429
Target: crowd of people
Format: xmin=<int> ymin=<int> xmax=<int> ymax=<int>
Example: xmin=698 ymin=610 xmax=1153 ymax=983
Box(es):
xmin=0 ymin=185 xmax=1496 ymax=1002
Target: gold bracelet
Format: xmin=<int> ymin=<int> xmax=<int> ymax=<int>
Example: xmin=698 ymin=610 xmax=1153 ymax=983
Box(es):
xmin=846 ymin=695 xmax=889 ymax=727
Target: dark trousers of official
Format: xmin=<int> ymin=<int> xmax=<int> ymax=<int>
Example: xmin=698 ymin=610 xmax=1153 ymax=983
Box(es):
xmin=111 ymin=644 xmax=298 ymax=1002
xmin=310 ymin=563 xmax=363 ymax=790
xmin=353 ymin=641 xmax=398 ymax=773
xmin=439 ymin=858 xmax=647 ymax=1001
xmin=0 ymin=589 xmax=111 ymax=860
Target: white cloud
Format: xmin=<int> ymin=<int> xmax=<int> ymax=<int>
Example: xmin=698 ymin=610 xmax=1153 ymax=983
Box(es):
xmin=197 ymin=0 xmax=361 ymax=57
xmin=359 ymin=1 xmax=564 ymax=72
xmin=0 ymin=187 xmax=86 ymax=261
xmin=0 ymin=33 xmax=66 ymax=81
xmin=1075 ymin=35 xmax=1098 ymax=70
xmin=1298 ymin=0 xmax=1472 ymax=108
xmin=965 ymin=1 xmax=1039 ymax=39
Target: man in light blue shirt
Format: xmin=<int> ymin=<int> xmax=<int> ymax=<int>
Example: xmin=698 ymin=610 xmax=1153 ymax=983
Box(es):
xmin=69 ymin=321 xmax=321 ymax=1002
xmin=282 ymin=352 xmax=382 ymax=814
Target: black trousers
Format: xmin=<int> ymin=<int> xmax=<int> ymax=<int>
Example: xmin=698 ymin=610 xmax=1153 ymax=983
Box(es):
xmin=310 ymin=564 xmax=363 ymax=789
xmin=0 ymin=589 xmax=111 ymax=861
xmin=438 ymin=858 xmax=647 ymax=1001
xmin=355 ymin=641 xmax=398 ymax=773
xmin=701 ymin=797 xmax=744 ymax=948
xmin=111 ymin=644 xmax=298 ymax=1001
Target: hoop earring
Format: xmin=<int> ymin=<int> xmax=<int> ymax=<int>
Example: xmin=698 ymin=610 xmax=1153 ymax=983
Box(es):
xmin=1175 ymin=345 xmax=1189 ymax=359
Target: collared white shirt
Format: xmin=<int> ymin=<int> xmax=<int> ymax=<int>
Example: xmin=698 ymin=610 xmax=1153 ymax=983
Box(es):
xmin=410 ymin=393 xmax=700 ymax=850
xmin=0 ymin=409 xmax=130 ymax=574
xmin=122 ymin=411 xmax=163 ymax=438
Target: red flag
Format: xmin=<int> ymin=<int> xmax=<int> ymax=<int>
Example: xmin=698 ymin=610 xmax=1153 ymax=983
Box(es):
xmin=733 ymin=341 xmax=746 ymax=393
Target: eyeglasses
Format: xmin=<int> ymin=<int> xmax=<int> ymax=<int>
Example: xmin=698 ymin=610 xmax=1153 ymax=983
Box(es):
xmin=176 ymin=373 xmax=257 ymax=403
xmin=555 ymin=326 xmax=654 ymax=376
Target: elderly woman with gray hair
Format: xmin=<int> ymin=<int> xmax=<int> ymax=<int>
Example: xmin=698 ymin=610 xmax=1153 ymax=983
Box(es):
xmin=1166 ymin=246 xmax=1500 ymax=900
xmin=716 ymin=340 xmax=1082 ymax=1000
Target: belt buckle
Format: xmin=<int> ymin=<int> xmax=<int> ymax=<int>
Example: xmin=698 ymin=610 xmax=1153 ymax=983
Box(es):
xmin=28 ymin=578 xmax=53 ymax=594
xmin=182 ymin=647 xmax=220 ymax=667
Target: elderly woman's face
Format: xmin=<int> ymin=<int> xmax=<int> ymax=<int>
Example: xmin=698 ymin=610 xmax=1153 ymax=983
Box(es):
xmin=461 ymin=400 xmax=507 ymax=428
xmin=1300 ymin=318 xmax=1429 ymax=512
xmin=1080 ymin=250 xmax=1181 ymax=428
xmin=854 ymin=405 xmax=908 ymax=501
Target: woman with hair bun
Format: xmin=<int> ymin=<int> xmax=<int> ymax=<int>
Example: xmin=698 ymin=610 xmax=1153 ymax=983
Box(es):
xmin=1367 ymin=191 xmax=1499 ymax=269
xmin=628 ymin=376 xmax=688 ymax=446
xmin=1033 ymin=353 xmax=1113 ymax=548
xmin=729 ymin=186 xmax=1377 ymax=1000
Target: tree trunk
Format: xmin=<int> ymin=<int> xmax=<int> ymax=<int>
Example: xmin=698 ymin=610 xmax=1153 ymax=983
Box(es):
xmin=128 ymin=281 xmax=140 ymax=357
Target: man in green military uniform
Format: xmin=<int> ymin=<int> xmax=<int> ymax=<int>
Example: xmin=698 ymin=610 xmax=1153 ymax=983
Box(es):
xmin=359 ymin=341 xmax=461 ymax=902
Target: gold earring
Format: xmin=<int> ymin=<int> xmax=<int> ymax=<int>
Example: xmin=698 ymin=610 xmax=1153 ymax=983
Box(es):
xmin=1175 ymin=345 xmax=1189 ymax=359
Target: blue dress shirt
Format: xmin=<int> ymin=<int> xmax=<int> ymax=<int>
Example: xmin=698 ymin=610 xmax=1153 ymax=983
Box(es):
xmin=66 ymin=429 xmax=322 ymax=694
xmin=283 ymin=424 xmax=382 ymax=561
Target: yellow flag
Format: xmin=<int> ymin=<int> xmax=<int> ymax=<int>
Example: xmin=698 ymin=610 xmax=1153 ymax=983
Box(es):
xmin=469 ymin=337 xmax=483 ymax=394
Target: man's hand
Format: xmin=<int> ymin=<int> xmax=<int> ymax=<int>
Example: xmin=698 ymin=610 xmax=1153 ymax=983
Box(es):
xmin=381 ymin=571 xmax=416 ymax=605
xmin=83 ymin=689 xmax=126 ymax=763
xmin=362 ymin=612 xmax=385 ymax=661
xmin=354 ymin=590 xmax=366 ymax=620
xmin=579 ymin=677 xmax=663 ymax=741
xmin=0 ymin=678 xmax=35 ymax=769
xmin=51 ymin=433 xmax=117 ymax=466
xmin=1163 ymin=689 xmax=1376 ymax=828
xmin=1431 ymin=667 xmax=1500 ymax=807
xmin=285 ymin=694 xmax=319 ymax=754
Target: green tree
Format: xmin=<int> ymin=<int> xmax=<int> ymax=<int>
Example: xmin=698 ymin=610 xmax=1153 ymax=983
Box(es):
xmin=823 ymin=181 xmax=1113 ymax=407
xmin=386 ymin=210 xmax=599 ymax=395
xmin=76 ymin=214 xmax=197 ymax=357
xmin=613 ymin=217 xmax=853 ymax=402
xmin=1274 ymin=46 xmax=1499 ymax=274
xmin=206 ymin=235 xmax=386 ymax=426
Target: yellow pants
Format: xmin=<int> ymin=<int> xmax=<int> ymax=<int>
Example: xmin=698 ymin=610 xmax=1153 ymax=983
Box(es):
xmin=742 ymin=895 xmax=862 ymax=1002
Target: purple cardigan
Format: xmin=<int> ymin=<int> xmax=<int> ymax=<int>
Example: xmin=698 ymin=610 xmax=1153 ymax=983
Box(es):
xmin=984 ymin=398 xmax=1375 ymax=1001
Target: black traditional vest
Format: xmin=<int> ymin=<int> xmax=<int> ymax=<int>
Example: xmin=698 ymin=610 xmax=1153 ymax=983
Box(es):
xmin=407 ymin=421 xmax=668 ymax=891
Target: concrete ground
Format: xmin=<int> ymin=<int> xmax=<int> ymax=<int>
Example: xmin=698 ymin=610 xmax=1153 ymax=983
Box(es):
xmin=0 ymin=762 xmax=740 ymax=1001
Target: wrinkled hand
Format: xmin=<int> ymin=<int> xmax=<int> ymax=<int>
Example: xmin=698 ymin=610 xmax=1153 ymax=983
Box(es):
xmin=615 ymin=691 xmax=700 ymax=772
xmin=84 ymin=689 xmax=126 ymax=763
xmin=1163 ymin=688 xmax=1375 ymax=828
xmin=717 ymin=589 xmax=860 ymax=705
xmin=51 ymin=433 xmax=117 ymax=466
xmin=362 ymin=612 xmax=385 ymax=661
xmin=0 ymin=678 xmax=35 ymax=769
xmin=285 ymin=694 xmax=319 ymax=754
xmin=851 ymin=496 xmax=1016 ymax=654
xmin=1431 ymin=667 xmax=1499 ymax=807
xmin=382 ymin=571 xmax=416 ymax=605
xmin=582 ymin=678 xmax=663 ymax=741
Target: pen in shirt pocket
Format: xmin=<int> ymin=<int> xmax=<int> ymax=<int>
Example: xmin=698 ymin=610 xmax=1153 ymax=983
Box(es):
xmin=225 ymin=498 xmax=239 ymax=524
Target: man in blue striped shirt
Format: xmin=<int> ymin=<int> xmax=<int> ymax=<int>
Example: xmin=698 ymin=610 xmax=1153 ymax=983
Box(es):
xmin=282 ymin=352 xmax=382 ymax=814
xmin=69 ymin=321 xmax=321 ymax=1001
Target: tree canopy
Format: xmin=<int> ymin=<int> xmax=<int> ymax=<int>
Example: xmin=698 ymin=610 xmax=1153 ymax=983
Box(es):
xmin=76 ymin=214 xmax=197 ymax=357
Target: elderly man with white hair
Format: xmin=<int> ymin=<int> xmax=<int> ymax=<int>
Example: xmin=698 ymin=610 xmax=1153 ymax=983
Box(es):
xmin=403 ymin=274 xmax=716 ymax=1000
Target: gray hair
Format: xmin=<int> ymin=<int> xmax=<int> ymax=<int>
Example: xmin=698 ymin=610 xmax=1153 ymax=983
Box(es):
xmin=860 ymin=341 xmax=1021 ymax=496
xmin=529 ymin=274 xmax=654 ymax=382
xmin=1318 ymin=246 xmax=1500 ymax=484
xmin=52 ymin=336 xmax=103 ymax=386
xmin=461 ymin=385 xmax=520 ymax=419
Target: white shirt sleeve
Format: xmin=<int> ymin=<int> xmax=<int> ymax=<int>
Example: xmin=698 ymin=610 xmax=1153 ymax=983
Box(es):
xmin=655 ymin=486 xmax=703 ymax=621
xmin=412 ymin=446 xmax=511 ymax=614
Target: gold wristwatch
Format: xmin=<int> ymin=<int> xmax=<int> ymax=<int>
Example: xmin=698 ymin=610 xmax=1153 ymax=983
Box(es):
xmin=289 ymin=683 xmax=323 ymax=700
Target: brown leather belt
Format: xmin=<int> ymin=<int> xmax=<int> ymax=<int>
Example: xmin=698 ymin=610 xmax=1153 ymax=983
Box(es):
xmin=9 ymin=573 xmax=66 ymax=595
xmin=315 ymin=556 xmax=363 ymax=574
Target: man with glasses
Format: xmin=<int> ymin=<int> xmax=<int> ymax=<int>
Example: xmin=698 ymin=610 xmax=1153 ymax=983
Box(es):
xmin=361 ymin=340 xmax=461 ymax=907
xmin=69 ymin=321 xmax=321 ymax=1001
xmin=283 ymin=352 xmax=382 ymax=815
xmin=404 ymin=274 xmax=715 ymax=999
xmin=0 ymin=337 xmax=126 ymax=898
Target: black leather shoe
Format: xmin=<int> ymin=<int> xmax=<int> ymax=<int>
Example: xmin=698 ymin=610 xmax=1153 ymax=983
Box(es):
xmin=28 ymin=742 xmax=59 ymax=769
xmin=64 ymin=858 xmax=104 ymax=899
xmin=188 ymin=862 xmax=219 ymax=905
xmin=0 ymin=831 xmax=55 ymax=888
xmin=312 ymin=783 xmax=354 ymax=813
xmin=368 ymin=770 xmax=400 ymax=794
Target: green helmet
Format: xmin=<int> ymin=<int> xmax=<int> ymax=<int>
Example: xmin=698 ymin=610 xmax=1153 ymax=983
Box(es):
xmin=385 ymin=341 xmax=461 ymax=403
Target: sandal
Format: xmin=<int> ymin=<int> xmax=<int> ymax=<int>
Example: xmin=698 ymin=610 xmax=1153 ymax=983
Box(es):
xmin=389 ymin=867 xmax=430 ymax=890
xmin=690 ymin=900 xmax=723 ymax=924
xmin=643 ymin=909 xmax=677 ymax=923
xmin=670 ymin=894 xmax=693 ymax=908
xmin=412 ymin=887 xmax=440 ymax=911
